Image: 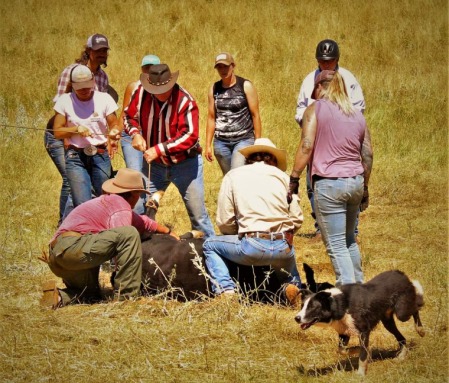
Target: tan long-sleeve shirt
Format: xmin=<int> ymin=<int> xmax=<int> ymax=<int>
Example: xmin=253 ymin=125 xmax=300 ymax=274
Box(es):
xmin=216 ymin=162 xmax=303 ymax=235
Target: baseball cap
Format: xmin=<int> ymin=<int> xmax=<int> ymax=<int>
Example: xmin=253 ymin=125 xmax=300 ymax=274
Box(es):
xmin=70 ymin=65 xmax=95 ymax=90
xmin=141 ymin=54 xmax=161 ymax=67
xmin=214 ymin=52 xmax=234 ymax=67
xmin=312 ymin=70 xmax=335 ymax=99
xmin=87 ymin=34 xmax=109 ymax=50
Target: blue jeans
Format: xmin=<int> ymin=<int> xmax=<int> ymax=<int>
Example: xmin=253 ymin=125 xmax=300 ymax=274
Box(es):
xmin=65 ymin=148 xmax=111 ymax=207
xmin=214 ymin=137 xmax=254 ymax=175
xmin=143 ymin=155 xmax=215 ymax=237
xmin=313 ymin=175 xmax=364 ymax=285
xmin=308 ymin=168 xmax=359 ymax=234
xmin=44 ymin=129 xmax=71 ymax=226
xmin=120 ymin=131 xmax=150 ymax=214
xmin=203 ymin=235 xmax=301 ymax=294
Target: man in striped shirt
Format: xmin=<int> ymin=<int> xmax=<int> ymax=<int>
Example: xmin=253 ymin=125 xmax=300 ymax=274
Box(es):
xmin=124 ymin=64 xmax=215 ymax=237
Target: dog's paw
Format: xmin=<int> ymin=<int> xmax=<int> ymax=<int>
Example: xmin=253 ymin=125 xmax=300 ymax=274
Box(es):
xmin=396 ymin=346 xmax=408 ymax=360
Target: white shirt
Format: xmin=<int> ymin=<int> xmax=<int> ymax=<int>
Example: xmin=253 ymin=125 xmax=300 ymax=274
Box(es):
xmin=54 ymin=91 xmax=118 ymax=147
xmin=295 ymin=67 xmax=365 ymax=126
xmin=216 ymin=162 xmax=303 ymax=235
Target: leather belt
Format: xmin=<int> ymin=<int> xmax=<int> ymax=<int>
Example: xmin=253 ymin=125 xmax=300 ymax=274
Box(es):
xmin=240 ymin=232 xmax=285 ymax=240
xmin=50 ymin=231 xmax=83 ymax=249
xmin=239 ymin=231 xmax=294 ymax=247
xmin=67 ymin=144 xmax=107 ymax=154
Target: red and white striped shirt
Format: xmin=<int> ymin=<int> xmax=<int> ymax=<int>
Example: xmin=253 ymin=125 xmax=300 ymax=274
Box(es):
xmin=53 ymin=63 xmax=109 ymax=102
xmin=124 ymin=84 xmax=200 ymax=165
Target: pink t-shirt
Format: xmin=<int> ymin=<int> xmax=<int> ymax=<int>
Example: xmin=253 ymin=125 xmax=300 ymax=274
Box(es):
xmin=311 ymin=99 xmax=366 ymax=179
xmin=50 ymin=194 xmax=157 ymax=242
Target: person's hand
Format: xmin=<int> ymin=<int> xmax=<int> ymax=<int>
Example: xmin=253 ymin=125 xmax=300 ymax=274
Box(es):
xmin=108 ymin=140 xmax=119 ymax=159
xmin=205 ymin=146 xmax=214 ymax=162
xmin=143 ymin=146 xmax=158 ymax=164
xmin=169 ymin=231 xmax=180 ymax=240
xmin=132 ymin=133 xmax=147 ymax=152
xmin=108 ymin=127 xmax=121 ymax=141
xmin=287 ymin=176 xmax=300 ymax=204
xmin=360 ymin=186 xmax=369 ymax=212
xmin=77 ymin=125 xmax=93 ymax=137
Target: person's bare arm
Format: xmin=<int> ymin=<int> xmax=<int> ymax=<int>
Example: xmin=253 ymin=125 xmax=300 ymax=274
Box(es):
xmin=205 ymin=85 xmax=216 ymax=162
xmin=53 ymin=113 xmax=92 ymax=139
xmin=244 ymin=80 xmax=262 ymax=139
xmin=291 ymin=103 xmax=317 ymax=178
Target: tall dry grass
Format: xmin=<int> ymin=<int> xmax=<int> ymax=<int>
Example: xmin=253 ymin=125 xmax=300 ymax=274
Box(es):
xmin=0 ymin=0 xmax=447 ymax=382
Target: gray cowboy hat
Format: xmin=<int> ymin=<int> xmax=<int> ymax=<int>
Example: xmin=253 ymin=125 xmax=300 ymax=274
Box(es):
xmin=140 ymin=64 xmax=179 ymax=95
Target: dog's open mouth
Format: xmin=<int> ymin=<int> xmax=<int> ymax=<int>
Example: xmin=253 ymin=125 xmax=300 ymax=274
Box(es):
xmin=300 ymin=318 xmax=318 ymax=330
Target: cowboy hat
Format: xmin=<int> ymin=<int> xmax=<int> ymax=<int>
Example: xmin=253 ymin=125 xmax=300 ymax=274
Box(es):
xmin=239 ymin=138 xmax=287 ymax=171
xmin=102 ymin=168 xmax=150 ymax=195
xmin=140 ymin=64 xmax=179 ymax=95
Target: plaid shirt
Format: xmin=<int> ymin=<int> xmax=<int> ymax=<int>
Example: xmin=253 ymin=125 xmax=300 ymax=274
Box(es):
xmin=53 ymin=63 xmax=109 ymax=102
xmin=124 ymin=83 xmax=200 ymax=165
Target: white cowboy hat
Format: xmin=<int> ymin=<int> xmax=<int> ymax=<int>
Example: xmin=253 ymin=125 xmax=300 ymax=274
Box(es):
xmin=239 ymin=138 xmax=287 ymax=171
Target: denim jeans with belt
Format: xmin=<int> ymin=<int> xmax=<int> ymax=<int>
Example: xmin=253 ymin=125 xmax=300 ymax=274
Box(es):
xmin=44 ymin=130 xmax=71 ymax=225
xmin=313 ymin=175 xmax=364 ymax=285
xmin=203 ymin=235 xmax=301 ymax=294
xmin=143 ymin=155 xmax=215 ymax=237
xmin=65 ymin=148 xmax=111 ymax=207
xmin=213 ymin=137 xmax=255 ymax=175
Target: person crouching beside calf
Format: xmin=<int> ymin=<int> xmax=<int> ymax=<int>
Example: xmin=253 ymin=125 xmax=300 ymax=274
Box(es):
xmin=203 ymin=138 xmax=304 ymax=305
xmin=40 ymin=168 xmax=178 ymax=309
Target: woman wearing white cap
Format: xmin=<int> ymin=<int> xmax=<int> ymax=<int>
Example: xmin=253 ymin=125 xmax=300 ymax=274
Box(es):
xmin=205 ymin=52 xmax=262 ymax=175
xmin=53 ymin=64 xmax=121 ymax=210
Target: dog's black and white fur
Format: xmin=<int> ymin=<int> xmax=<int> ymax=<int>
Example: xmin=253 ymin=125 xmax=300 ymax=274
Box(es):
xmin=295 ymin=270 xmax=425 ymax=375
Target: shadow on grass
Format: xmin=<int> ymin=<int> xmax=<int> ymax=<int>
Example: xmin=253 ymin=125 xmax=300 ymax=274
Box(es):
xmin=296 ymin=342 xmax=418 ymax=376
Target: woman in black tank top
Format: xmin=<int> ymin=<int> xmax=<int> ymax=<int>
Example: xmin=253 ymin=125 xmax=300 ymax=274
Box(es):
xmin=205 ymin=52 xmax=262 ymax=175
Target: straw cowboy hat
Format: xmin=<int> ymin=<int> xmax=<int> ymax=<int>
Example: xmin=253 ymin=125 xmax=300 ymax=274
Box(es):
xmin=140 ymin=63 xmax=179 ymax=95
xmin=102 ymin=168 xmax=150 ymax=195
xmin=239 ymin=138 xmax=287 ymax=171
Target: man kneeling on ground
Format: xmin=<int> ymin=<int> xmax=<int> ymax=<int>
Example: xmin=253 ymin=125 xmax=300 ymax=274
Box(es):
xmin=203 ymin=138 xmax=304 ymax=305
xmin=40 ymin=168 xmax=178 ymax=309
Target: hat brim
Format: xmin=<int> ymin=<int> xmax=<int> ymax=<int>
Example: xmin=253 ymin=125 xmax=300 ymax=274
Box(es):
xmin=214 ymin=60 xmax=233 ymax=67
xmin=102 ymin=179 xmax=150 ymax=195
xmin=239 ymin=145 xmax=287 ymax=172
xmin=140 ymin=71 xmax=179 ymax=95
xmin=91 ymin=44 xmax=110 ymax=50
xmin=72 ymin=79 xmax=95 ymax=90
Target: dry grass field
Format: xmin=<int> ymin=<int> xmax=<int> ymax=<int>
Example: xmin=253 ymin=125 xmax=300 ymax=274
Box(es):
xmin=0 ymin=0 xmax=447 ymax=382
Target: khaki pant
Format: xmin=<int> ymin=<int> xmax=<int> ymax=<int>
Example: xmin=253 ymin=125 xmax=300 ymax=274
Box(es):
xmin=48 ymin=226 xmax=142 ymax=305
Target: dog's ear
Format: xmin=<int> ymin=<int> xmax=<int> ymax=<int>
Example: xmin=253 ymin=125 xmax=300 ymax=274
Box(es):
xmin=299 ymin=289 xmax=313 ymax=300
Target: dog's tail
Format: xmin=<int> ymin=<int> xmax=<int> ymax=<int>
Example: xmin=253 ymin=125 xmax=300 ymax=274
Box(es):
xmin=412 ymin=279 xmax=424 ymax=308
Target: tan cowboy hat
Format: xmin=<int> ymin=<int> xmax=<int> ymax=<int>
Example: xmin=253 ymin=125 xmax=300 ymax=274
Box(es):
xmin=102 ymin=168 xmax=150 ymax=195
xmin=239 ymin=138 xmax=287 ymax=171
xmin=140 ymin=63 xmax=179 ymax=95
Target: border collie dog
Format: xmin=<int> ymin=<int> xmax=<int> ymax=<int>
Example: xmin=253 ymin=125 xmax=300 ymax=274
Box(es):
xmin=295 ymin=270 xmax=425 ymax=375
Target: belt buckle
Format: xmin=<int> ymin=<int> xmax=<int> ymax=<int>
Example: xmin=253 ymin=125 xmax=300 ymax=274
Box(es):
xmin=83 ymin=145 xmax=97 ymax=156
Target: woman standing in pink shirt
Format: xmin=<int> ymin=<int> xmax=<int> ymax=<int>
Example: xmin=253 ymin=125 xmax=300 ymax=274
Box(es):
xmin=289 ymin=70 xmax=373 ymax=286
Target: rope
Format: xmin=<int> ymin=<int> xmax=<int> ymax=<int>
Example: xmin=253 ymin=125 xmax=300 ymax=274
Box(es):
xmin=0 ymin=123 xmax=132 ymax=143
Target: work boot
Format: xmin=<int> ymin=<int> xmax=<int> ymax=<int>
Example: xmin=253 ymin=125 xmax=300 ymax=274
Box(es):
xmin=40 ymin=280 xmax=62 ymax=309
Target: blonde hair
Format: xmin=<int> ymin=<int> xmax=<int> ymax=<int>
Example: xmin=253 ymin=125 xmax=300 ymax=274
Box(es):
xmin=320 ymin=71 xmax=355 ymax=116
